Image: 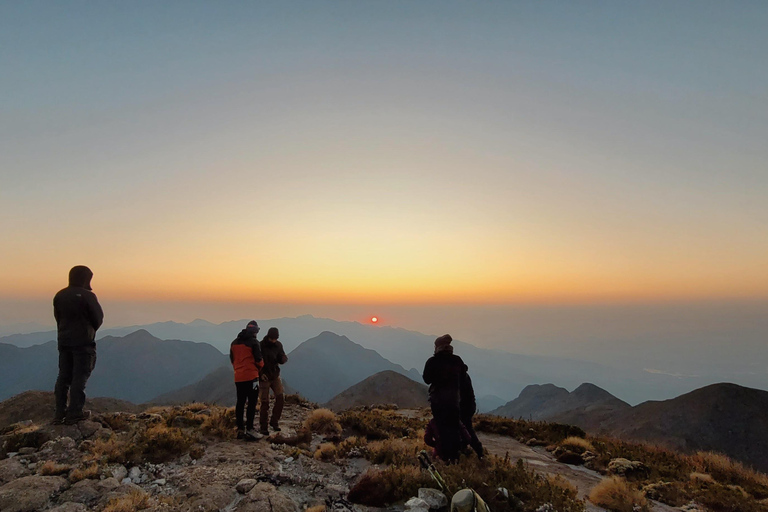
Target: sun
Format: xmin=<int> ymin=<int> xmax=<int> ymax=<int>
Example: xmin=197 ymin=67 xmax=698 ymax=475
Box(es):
xmin=371 ymin=316 xmax=378 ymax=323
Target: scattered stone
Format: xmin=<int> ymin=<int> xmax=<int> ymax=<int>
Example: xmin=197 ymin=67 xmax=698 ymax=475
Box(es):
xmin=128 ymin=466 xmax=141 ymax=483
xmin=535 ymin=504 xmax=555 ymax=512
xmin=236 ymin=482 xmax=299 ymax=512
xmin=405 ymin=496 xmax=430 ymax=512
xmin=418 ymin=488 xmax=448 ymax=509
xmin=76 ymin=421 xmax=101 ymax=439
xmin=0 ymin=475 xmax=68 ymax=512
xmin=48 ymin=503 xmax=88 ymax=512
xmin=152 ymin=478 xmax=166 ymax=485
xmin=0 ymin=458 xmax=29 ymax=485
xmin=284 ymin=457 xmax=294 ymax=463
xmin=58 ymin=477 xmax=120 ymax=505
xmin=121 ymin=477 xmax=131 ymax=485
xmin=236 ymin=478 xmax=258 ymax=494
xmin=109 ymin=464 xmax=128 ymax=481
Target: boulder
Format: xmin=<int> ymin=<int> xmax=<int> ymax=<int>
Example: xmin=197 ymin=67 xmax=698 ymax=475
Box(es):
xmin=236 ymin=478 xmax=258 ymax=494
xmin=405 ymin=497 xmax=430 ymax=512
xmin=418 ymin=488 xmax=448 ymax=509
xmin=185 ymin=484 xmax=238 ymax=512
xmin=236 ymin=482 xmax=299 ymax=512
xmin=108 ymin=464 xmax=128 ymax=481
xmin=58 ymin=477 xmax=120 ymax=505
xmin=0 ymin=475 xmax=68 ymax=512
xmin=555 ymin=450 xmax=584 ymax=466
xmin=0 ymin=457 xmax=29 ymax=485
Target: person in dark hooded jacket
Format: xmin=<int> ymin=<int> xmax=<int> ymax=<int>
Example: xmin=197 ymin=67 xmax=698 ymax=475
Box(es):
xmin=460 ymin=371 xmax=484 ymax=458
xmin=422 ymin=334 xmax=467 ymax=462
xmin=53 ymin=265 xmax=104 ymax=424
xmin=230 ymin=320 xmax=264 ymax=440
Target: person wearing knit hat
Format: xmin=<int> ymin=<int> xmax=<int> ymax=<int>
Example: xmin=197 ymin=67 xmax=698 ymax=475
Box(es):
xmin=422 ymin=333 xmax=469 ymax=462
xmin=259 ymin=327 xmax=288 ymax=435
xmin=230 ymin=320 xmax=264 ymax=440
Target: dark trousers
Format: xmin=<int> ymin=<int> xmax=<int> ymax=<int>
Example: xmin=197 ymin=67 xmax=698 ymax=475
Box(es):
xmin=431 ymin=403 xmax=462 ymax=463
xmin=235 ymin=379 xmax=259 ymax=430
xmin=55 ymin=346 xmax=96 ymax=419
xmin=259 ymin=375 xmax=284 ymax=431
xmin=462 ymin=412 xmax=484 ymax=458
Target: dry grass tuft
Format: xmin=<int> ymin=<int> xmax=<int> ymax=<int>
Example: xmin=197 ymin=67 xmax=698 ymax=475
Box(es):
xmin=200 ymin=407 xmax=237 ymax=439
xmin=365 ymin=438 xmax=425 ymax=466
xmin=339 ymin=407 xmax=426 ymax=440
xmin=304 ymin=408 xmax=342 ymax=436
xmin=589 ymin=476 xmax=648 ymax=512
xmin=306 ymin=505 xmax=325 ymax=512
xmin=87 ymin=435 xmax=138 ymax=464
xmin=102 ymin=489 xmax=151 ymax=512
xmin=560 ymin=436 xmax=594 ymax=454
xmin=690 ymin=472 xmax=714 ymax=483
xmin=348 ymin=466 xmax=430 ymax=507
xmin=314 ymin=442 xmax=338 ymax=461
xmin=38 ymin=460 xmax=71 ymax=476
xmin=140 ymin=424 xmax=198 ymax=463
xmin=70 ymin=462 xmax=100 ymax=483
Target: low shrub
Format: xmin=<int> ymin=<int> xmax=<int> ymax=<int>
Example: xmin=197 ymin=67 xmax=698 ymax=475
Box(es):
xmin=589 ymin=476 xmax=648 ymax=512
xmin=304 ymin=409 xmax=342 ymax=436
xmin=314 ymin=442 xmax=338 ymax=461
xmin=139 ymin=424 xmax=198 ymax=463
xmin=365 ymin=438 xmax=425 ymax=466
xmin=560 ymin=436 xmax=594 ymax=454
xmin=87 ymin=436 xmax=138 ymax=464
xmin=200 ymin=407 xmax=237 ymax=439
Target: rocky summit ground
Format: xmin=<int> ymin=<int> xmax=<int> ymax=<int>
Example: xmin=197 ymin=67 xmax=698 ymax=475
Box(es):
xmin=0 ymin=397 xmax=758 ymax=512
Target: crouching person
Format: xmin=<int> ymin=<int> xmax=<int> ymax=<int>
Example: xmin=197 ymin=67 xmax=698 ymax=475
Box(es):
xmin=230 ymin=320 xmax=264 ymax=440
xmin=259 ymin=327 xmax=288 ymax=435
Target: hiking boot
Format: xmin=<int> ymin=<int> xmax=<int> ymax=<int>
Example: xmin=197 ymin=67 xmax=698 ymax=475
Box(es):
xmin=52 ymin=415 xmax=66 ymax=425
xmin=64 ymin=410 xmax=91 ymax=425
xmin=270 ymin=424 xmax=281 ymax=432
xmin=245 ymin=428 xmax=263 ymax=441
xmin=236 ymin=429 xmax=245 ymax=440
xmin=259 ymin=428 xmax=270 ymax=436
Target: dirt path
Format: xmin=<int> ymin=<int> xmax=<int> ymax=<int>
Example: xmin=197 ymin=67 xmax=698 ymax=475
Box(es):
xmin=478 ymin=433 xmax=679 ymax=512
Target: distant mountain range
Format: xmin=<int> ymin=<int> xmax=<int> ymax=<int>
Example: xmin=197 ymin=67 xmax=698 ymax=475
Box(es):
xmin=324 ymin=370 xmax=428 ymax=412
xmin=0 ymin=330 xmax=227 ymax=403
xmin=492 ymin=381 xmax=768 ymax=472
xmin=0 ymin=315 xmax=678 ymax=404
xmin=281 ymin=331 xmax=422 ymax=403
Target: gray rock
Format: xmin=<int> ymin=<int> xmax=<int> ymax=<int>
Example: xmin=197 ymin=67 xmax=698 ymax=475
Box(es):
xmin=109 ymin=464 xmax=128 ymax=481
xmin=58 ymin=477 xmax=120 ymax=505
xmin=236 ymin=478 xmax=258 ymax=494
xmin=76 ymin=421 xmax=101 ymax=439
xmin=152 ymin=478 xmax=166 ymax=485
xmin=128 ymin=466 xmax=141 ymax=482
xmin=405 ymin=496 xmax=430 ymax=512
xmin=284 ymin=457 xmax=294 ymax=463
xmin=48 ymin=503 xmax=88 ymax=512
xmin=418 ymin=488 xmax=448 ymax=509
xmin=186 ymin=483 xmax=238 ymax=512
xmin=0 ymin=475 xmax=68 ymax=512
xmin=535 ymin=505 xmax=555 ymax=512
xmin=0 ymin=458 xmax=29 ymax=485
xmin=121 ymin=477 xmax=132 ymax=485
xmin=236 ymin=482 xmax=299 ymax=512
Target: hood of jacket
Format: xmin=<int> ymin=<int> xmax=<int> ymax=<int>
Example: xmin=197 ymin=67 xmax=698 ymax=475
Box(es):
xmin=68 ymin=266 xmax=93 ymax=290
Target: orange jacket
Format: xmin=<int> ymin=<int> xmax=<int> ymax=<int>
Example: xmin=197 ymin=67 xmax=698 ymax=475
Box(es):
xmin=230 ymin=334 xmax=264 ymax=382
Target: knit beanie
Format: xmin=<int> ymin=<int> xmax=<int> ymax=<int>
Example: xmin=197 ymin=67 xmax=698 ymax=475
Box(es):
xmin=434 ymin=334 xmax=453 ymax=350
xmin=267 ymin=327 xmax=279 ymax=339
xmin=246 ymin=320 xmax=260 ymax=334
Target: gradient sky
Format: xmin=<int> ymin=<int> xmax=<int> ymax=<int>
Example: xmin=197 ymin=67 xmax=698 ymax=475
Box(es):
xmin=2 ymin=1 xmax=767 ymax=307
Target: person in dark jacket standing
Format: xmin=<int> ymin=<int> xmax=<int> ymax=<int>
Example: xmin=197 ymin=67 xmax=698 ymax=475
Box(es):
xmin=422 ymin=334 xmax=467 ymax=462
xmin=230 ymin=320 xmax=264 ymax=440
xmin=460 ymin=371 xmax=484 ymax=458
xmin=53 ymin=265 xmax=104 ymax=424
xmin=259 ymin=327 xmax=288 ymax=435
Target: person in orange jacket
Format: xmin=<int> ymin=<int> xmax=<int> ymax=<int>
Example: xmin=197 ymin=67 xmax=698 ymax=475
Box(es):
xmin=230 ymin=320 xmax=264 ymax=440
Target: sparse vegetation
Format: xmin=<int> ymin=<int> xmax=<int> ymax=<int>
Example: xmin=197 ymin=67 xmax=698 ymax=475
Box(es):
xmin=70 ymin=462 xmax=101 ymax=483
xmin=560 ymin=436 xmax=594 ymax=454
xmin=314 ymin=442 xmax=338 ymax=461
xmin=339 ymin=407 xmax=426 ymax=440
xmin=474 ymin=414 xmax=586 ymax=445
xmin=304 ymin=408 xmax=342 ymax=437
xmin=200 ymin=407 xmax=237 ymax=439
xmin=140 ymin=423 xmax=199 ymax=463
xmin=38 ymin=460 xmax=71 ymax=476
xmin=102 ymin=489 xmax=151 ymax=512
xmin=589 ymin=476 xmax=648 ymax=512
